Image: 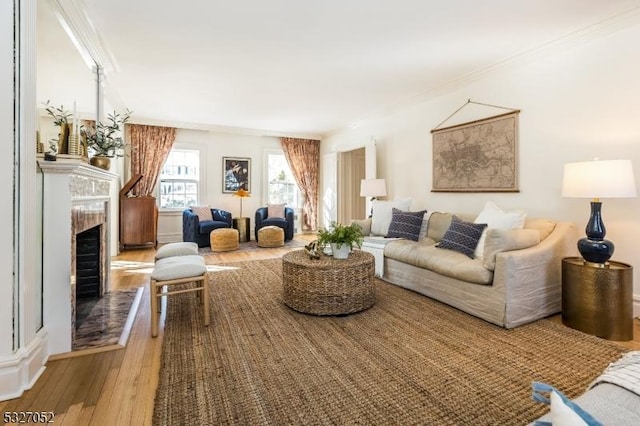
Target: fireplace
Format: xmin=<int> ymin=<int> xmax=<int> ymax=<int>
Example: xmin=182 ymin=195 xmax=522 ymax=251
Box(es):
xmin=76 ymin=225 xmax=102 ymax=300
xmin=40 ymin=158 xmax=118 ymax=355
xmin=70 ymin=201 xmax=109 ymax=340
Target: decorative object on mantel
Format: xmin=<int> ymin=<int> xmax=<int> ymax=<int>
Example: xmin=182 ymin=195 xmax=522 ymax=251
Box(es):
xmin=232 ymin=188 xmax=251 ymax=217
xmin=42 ymin=100 xmax=72 ymax=155
xmin=431 ymin=99 xmax=520 ymax=192
xmin=83 ymin=109 xmax=132 ymax=170
xmin=561 ymin=159 xmax=637 ymax=264
xmin=36 ymin=131 xmax=44 ymax=154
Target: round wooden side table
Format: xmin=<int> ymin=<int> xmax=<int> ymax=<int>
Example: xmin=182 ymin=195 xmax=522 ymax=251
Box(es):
xmin=562 ymin=256 xmax=633 ymax=341
xmin=282 ymin=249 xmax=375 ymax=315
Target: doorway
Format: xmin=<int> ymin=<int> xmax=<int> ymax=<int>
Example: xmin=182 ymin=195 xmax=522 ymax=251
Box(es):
xmin=337 ymin=148 xmax=366 ymax=224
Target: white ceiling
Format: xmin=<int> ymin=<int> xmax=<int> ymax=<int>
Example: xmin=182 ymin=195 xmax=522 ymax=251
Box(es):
xmin=37 ymin=0 xmax=640 ymax=138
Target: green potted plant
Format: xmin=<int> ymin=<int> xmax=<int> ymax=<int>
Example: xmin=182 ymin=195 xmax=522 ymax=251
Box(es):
xmin=83 ymin=109 xmax=132 ymax=169
xmin=317 ymin=221 xmax=364 ymax=259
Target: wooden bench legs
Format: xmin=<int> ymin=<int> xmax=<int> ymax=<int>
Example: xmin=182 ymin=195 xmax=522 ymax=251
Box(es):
xmin=149 ymin=274 xmax=210 ymax=337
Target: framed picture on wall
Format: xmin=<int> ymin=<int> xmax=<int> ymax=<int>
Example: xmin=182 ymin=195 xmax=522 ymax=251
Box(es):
xmin=222 ymin=157 xmax=251 ymax=193
xmin=431 ymin=111 xmax=520 ymax=192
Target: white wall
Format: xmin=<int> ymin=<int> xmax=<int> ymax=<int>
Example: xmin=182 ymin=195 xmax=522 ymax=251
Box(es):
xmin=322 ymin=23 xmax=640 ymax=307
xmin=0 ymin=0 xmax=15 ymax=362
xmin=157 ymin=128 xmax=283 ymax=242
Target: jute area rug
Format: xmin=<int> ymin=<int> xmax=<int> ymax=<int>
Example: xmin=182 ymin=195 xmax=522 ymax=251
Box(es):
xmin=154 ymin=258 xmax=627 ymax=425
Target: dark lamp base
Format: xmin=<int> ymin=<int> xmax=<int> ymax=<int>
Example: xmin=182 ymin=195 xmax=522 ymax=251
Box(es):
xmin=577 ymin=237 xmax=614 ymax=264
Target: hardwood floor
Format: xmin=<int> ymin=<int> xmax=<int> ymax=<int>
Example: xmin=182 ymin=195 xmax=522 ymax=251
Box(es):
xmin=1 ymin=237 xmax=639 ymax=424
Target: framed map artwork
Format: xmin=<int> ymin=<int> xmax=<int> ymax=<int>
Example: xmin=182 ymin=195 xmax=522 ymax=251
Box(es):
xmin=431 ymin=111 xmax=519 ymax=192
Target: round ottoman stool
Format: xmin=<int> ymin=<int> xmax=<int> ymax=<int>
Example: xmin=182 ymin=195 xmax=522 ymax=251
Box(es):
xmin=257 ymin=226 xmax=285 ymax=248
xmin=210 ymin=228 xmax=239 ymax=252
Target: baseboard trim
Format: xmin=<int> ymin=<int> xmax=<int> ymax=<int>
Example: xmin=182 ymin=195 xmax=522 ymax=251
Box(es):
xmin=157 ymin=233 xmax=182 ymax=244
xmin=0 ymin=329 xmax=48 ymax=401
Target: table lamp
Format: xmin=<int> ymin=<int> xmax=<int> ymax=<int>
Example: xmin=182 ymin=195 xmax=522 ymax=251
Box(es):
xmin=360 ymin=179 xmax=387 ymax=217
xmin=561 ymin=159 xmax=637 ymax=264
xmin=360 ymin=179 xmax=387 ymax=201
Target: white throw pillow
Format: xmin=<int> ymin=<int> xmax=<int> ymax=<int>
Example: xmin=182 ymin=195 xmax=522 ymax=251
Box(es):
xmin=550 ymin=390 xmax=590 ymax=426
xmin=190 ymin=205 xmax=213 ymax=222
xmin=267 ymin=203 xmax=286 ymax=218
xmin=473 ymin=201 xmax=526 ymax=259
xmin=370 ymin=198 xmax=412 ymax=236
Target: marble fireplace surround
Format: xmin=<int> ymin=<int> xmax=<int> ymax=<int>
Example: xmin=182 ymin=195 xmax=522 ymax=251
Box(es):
xmin=39 ymin=158 xmax=119 ymax=355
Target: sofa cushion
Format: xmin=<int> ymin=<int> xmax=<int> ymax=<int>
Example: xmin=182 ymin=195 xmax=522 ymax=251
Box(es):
xmin=199 ymin=220 xmax=231 ymax=234
xmin=371 ymin=198 xmax=412 ymax=236
xmin=473 ymin=201 xmax=527 ymax=260
xmin=426 ymin=212 xmax=452 ymax=241
xmin=386 ymin=208 xmax=427 ymax=241
xmin=352 ymin=218 xmax=372 ymax=236
xmin=261 ymin=217 xmax=288 ymax=228
xmin=524 ymin=218 xmax=556 ymax=241
xmin=482 ymin=228 xmax=541 ymax=271
xmin=385 ymin=239 xmax=493 ymax=285
xmin=190 ymin=206 xmax=213 ymax=221
xmin=151 ymin=255 xmax=207 ymax=281
xmin=437 ymin=216 xmax=487 ymax=258
xmin=155 ymin=242 xmax=198 ymax=260
xmin=212 ymin=208 xmax=232 ymax=223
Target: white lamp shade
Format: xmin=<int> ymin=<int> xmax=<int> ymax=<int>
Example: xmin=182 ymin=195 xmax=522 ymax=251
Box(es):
xmin=360 ymin=179 xmax=387 ymax=197
xmin=561 ymin=160 xmax=637 ymax=199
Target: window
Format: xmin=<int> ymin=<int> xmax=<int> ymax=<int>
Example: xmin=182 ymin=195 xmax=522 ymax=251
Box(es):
xmin=267 ymin=152 xmax=300 ymax=207
xmin=159 ymin=149 xmax=200 ymax=209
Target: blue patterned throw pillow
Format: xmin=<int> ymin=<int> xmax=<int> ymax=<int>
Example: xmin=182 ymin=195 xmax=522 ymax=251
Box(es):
xmin=386 ymin=208 xmax=427 ymax=241
xmin=531 ymin=382 xmax=603 ymax=426
xmin=436 ymin=216 xmax=487 ymax=258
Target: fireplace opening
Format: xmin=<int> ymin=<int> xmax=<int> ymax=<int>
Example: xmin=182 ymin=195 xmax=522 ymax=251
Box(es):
xmin=75 ymin=225 xmax=102 ymax=328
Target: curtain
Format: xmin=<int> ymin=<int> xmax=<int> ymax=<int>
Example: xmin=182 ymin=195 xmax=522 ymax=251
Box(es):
xmin=281 ymin=137 xmax=320 ymax=231
xmin=126 ymin=124 xmax=177 ymax=196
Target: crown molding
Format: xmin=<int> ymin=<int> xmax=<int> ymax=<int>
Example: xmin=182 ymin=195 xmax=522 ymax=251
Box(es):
xmin=48 ymin=0 xmax=118 ymax=74
xmin=127 ymin=115 xmax=323 ymax=141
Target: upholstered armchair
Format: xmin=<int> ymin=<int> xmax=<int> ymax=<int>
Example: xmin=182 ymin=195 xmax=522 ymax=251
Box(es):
xmin=254 ymin=206 xmax=295 ymax=242
xmin=183 ymin=207 xmax=233 ymax=247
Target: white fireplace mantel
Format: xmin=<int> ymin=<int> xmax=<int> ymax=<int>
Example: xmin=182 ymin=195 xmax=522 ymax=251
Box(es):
xmin=39 ymin=157 xmax=119 ymax=355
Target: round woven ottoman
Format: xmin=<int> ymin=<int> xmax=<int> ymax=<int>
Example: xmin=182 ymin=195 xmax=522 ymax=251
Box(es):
xmin=210 ymin=228 xmax=239 ymax=252
xmin=257 ymin=226 xmax=285 ymax=248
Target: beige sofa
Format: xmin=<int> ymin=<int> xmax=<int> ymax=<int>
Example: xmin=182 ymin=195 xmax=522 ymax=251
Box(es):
xmin=354 ymin=212 xmax=577 ymax=329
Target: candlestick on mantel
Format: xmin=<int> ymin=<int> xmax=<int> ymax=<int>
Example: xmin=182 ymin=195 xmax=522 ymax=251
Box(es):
xmin=72 ymin=101 xmax=78 ymax=135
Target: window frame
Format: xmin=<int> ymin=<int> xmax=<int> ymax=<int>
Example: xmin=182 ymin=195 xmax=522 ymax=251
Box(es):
xmin=157 ymin=144 xmax=206 ymax=212
xmin=263 ymin=149 xmax=301 ymax=208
